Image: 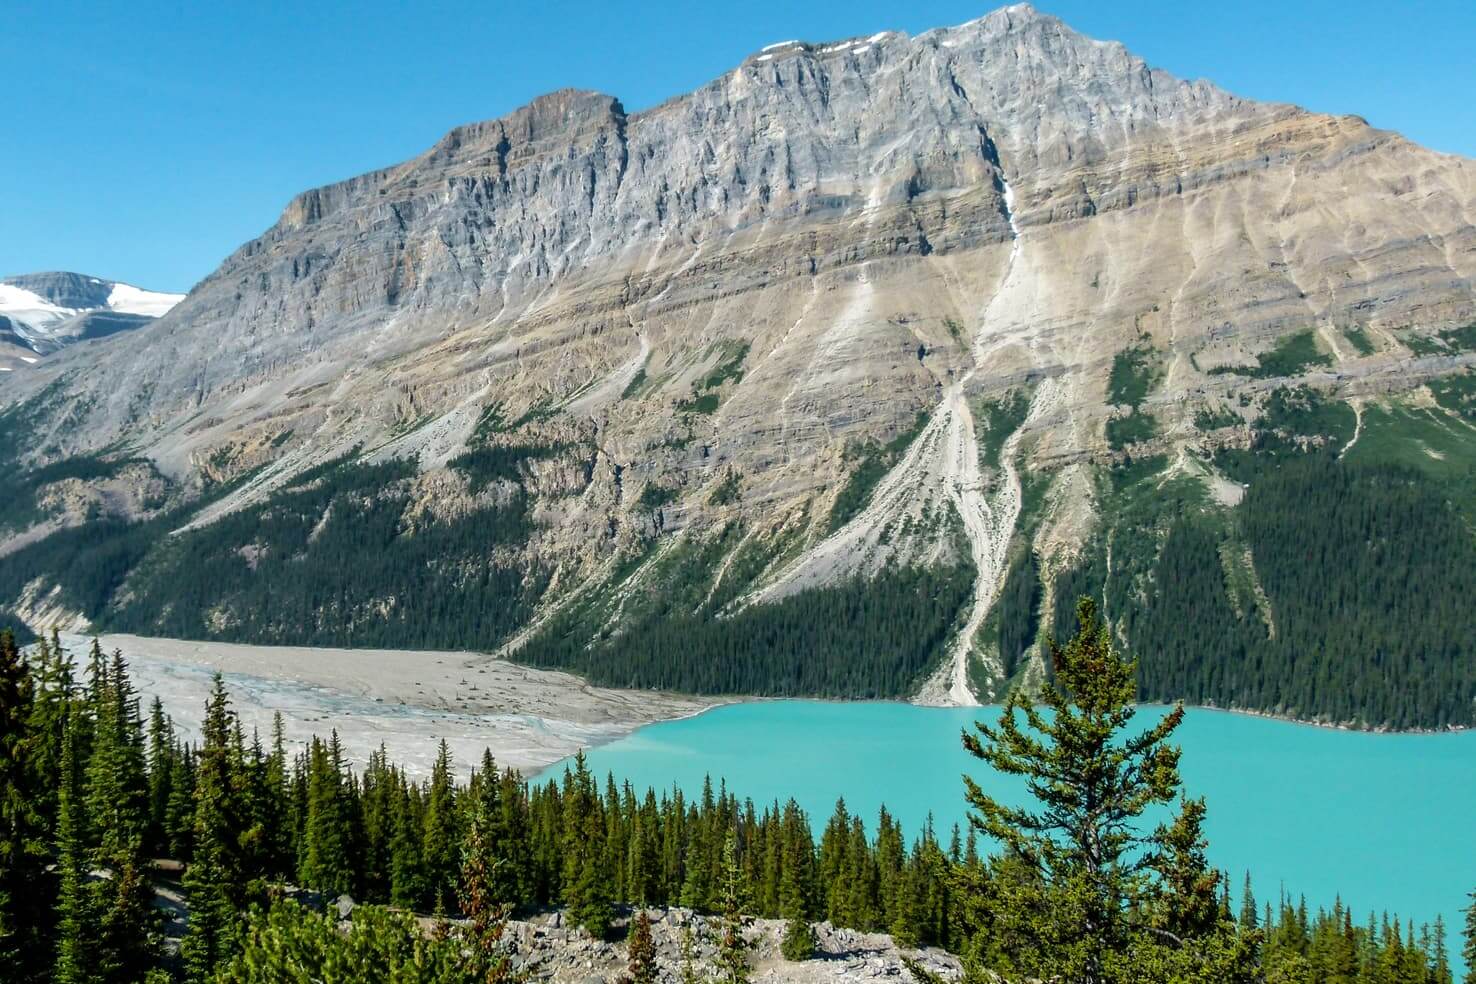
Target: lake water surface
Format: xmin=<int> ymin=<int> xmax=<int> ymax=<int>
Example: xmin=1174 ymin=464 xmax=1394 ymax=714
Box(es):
xmin=542 ymin=701 xmax=1476 ymax=953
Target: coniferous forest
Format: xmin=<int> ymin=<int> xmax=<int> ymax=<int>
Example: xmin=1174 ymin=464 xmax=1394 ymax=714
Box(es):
xmin=2 ymin=615 xmax=1471 ymax=984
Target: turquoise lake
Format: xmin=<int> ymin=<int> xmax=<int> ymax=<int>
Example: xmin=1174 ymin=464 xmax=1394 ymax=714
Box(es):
xmin=541 ymin=701 xmax=1475 ymax=953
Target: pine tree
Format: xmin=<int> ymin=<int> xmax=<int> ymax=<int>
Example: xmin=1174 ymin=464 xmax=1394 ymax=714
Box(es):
xmin=0 ymin=629 xmax=47 ymax=983
xmin=52 ymin=709 xmax=94 ymax=984
xmin=1239 ymin=872 xmax=1258 ymax=931
xmin=561 ymin=752 xmax=612 ymax=938
xmin=145 ymin=697 xmax=174 ymax=856
xmin=180 ymin=675 xmax=244 ymax=981
xmin=626 ymin=909 xmax=658 ymax=984
xmin=959 ymin=598 xmax=1188 ymax=984
xmin=779 ymin=802 xmax=816 ymax=960
xmin=299 ymin=733 xmax=357 ymax=898
xmin=716 ymin=828 xmax=751 ymax=983
xmin=422 ymin=739 xmax=460 ymax=912
xmin=459 ymin=797 xmax=518 ymax=983
xmin=1462 ymin=891 xmax=1476 ymax=984
xmin=679 ymin=923 xmax=704 ymax=984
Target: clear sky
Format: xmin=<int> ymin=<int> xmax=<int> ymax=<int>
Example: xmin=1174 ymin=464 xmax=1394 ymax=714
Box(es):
xmin=5 ymin=0 xmax=1473 ymax=293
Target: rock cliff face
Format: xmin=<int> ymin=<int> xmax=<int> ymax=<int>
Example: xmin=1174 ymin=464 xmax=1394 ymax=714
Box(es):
xmin=7 ymin=4 xmax=1476 ymax=701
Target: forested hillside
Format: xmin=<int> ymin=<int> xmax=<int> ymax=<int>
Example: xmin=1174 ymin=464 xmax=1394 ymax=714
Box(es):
xmin=4 ymin=376 xmax=1476 ymax=726
xmin=2 ymin=619 xmax=1469 ymax=983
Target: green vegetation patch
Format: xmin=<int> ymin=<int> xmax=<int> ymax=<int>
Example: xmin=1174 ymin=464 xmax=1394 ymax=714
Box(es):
xmin=1106 ymin=411 xmax=1158 ymax=451
xmin=827 ymin=412 xmax=930 ymax=533
xmin=112 ymin=456 xmax=544 ymax=650
xmin=637 ymin=482 xmax=678 ymax=512
xmin=449 ymin=442 xmax=566 ymax=492
xmin=1209 ymin=329 xmax=1330 ymax=379
xmin=675 ymin=341 xmax=751 ymax=416
xmin=519 ymin=556 xmax=972 ymax=698
xmin=974 ymin=390 xmax=1031 ymax=469
xmin=1054 ymin=442 xmax=1476 ymax=729
xmin=1107 ymin=345 xmax=1162 ymax=409
xmin=1343 ymin=325 xmax=1376 ymax=356
xmin=1193 ymin=405 xmax=1241 ymax=431
xmin=1341 ymin=399 xmax=1476 ymax=519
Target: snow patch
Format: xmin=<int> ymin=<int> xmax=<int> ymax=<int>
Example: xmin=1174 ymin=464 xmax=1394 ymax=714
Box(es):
xmin=760 ymin=39 xmax=799 ymax=52
xmin=20 ymin=356 xmax=37 ymax=364
xmin=107 ymin=282 xmax=184 ymax=317
xmin=0 ymin=283 xmax=76 ymax=323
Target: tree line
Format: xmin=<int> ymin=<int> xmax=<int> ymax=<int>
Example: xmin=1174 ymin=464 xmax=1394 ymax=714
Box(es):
xmin=2 ymin=614 xmax=1472 ymax=983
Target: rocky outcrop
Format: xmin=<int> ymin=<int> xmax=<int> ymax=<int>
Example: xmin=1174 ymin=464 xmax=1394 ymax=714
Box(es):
xmin=514 ymin=908 xmax=959 ymax=983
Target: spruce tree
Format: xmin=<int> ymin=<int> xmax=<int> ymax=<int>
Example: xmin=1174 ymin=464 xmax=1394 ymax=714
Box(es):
xmin=626 ymin=909 xmax=658 ymax=984
xmin=145 ymin=697 xmax=174 ymax=856
xmin=0 ymin=629 xmax=46 ymax=983
xmin=52 ymin=709 xmax=94 ymax=984
xmin=180 ymin=675 xmax=244 ymax=981
xmin=779 ymin=802 xmax=816 ymax=960
xmin=959 ymin=598 xmax=1188 ymax=984
xmin=422 ymin=739 xmax=460 ymax=912
xmin=459 ymin=798 xmax=518 ymax=983
xmin=715 ymin=828 xmax=751 ymax=983
xmin=1463 ymin=891 xmax=1476 ymax=984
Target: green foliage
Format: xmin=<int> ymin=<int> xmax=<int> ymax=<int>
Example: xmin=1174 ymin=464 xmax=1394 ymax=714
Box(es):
xmin=828 ymin=413 xmax=929 ymax=532
xmin=676 ymin=392 xmax=721 ymax=415
xmin=961 ymin=599 xmax=1202 ymax=983
xmin=1211 ymin=330 xmax=1331 ymax=379
xmin=1193 ymin=405 xmax=1242 ymax=431
xmin=708 ymin=471 xmax=742 ymax=507
xmin=1255 ymin=386 xmax=1356 ymax=451
xmin=638 ymin=483 xmax=678 ymax=512
xmin=975 ymin=391 xmax=1031 ymax=468
xmin=676 ymin=342 xmax=750 ymax=416
xmin=1108 ymin=345 xmax=1162 ymax=408
xmin=451 ymin=442 xmax=563 ymax=492
xmin=1444 ymin=324 xmax=1476 ymax=351
xmin=110 ymin=456 xmax=545 ymax=652
xmin=1341 ymin=400 xmax=1476 ymax=518
xmin=1107 ymin=410 xmax=1159 ymax=450
xmin=2 ymin=637 xmax=1459 ymax=984
xmin=216 ymin=901 xmax=468 ymax=983
xmin=1430 ymin=372 xmax=1476 ymax=422
xmin=1344 ymin=326 xmax=1377 ymax=356
xmin=518 ymin=552 xmax=973 ymax=697
xmin=1055 ymin=450 xmax=1476 ymax=729
xmin=0 ymin=630 xmax=49 ymax=983
xmin=957 ymin=601 xmax=1272 ymax=984
xmin=993 ymin=548 xmax=1041 ymax=680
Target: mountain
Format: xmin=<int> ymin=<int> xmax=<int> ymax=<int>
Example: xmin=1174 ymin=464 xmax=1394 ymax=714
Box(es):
xmin=3 ymin=4 xmax=1475 ymax=727
xmin=0 ymin=271 xmax=184 ymax=366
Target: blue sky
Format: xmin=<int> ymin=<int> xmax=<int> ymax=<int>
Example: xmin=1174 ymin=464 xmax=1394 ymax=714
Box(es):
xmin=5 ymin=0 xmax=1473 ymax=292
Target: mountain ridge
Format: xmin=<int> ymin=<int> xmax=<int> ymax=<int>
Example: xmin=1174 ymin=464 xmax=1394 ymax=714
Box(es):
xmin=3 ymin=3 xmax=1475 ymax=724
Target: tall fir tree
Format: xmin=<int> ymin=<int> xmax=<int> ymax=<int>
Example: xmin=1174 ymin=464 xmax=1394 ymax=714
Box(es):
xmin=52 ymin=708 xmax=94 ymax=984
xmin=716 ymin=827 xmax=751 ymax=984
xmin=1463 ymin=890 xmax=1476 ymax=984
xmin=422 ymin=739 xmax=460 ymax=912
xmin=0 ymin=629 xmax=47 ymax=983
xmin=779 ymin=801 xmax=816 ymax=961
xmin=959 ymin=598 xmax=1191 ymax=984
xmin=180 ymin=675 xmax=245 ymax=981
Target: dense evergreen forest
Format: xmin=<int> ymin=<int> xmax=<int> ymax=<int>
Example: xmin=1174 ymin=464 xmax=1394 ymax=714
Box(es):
xmin=1 ymin=618 xmax=1471 ymax=984
xmin=1047 ymin=389 xmax=1476 ymax=729
xmin=3 ymin=379 xmax=1476 ymax=725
